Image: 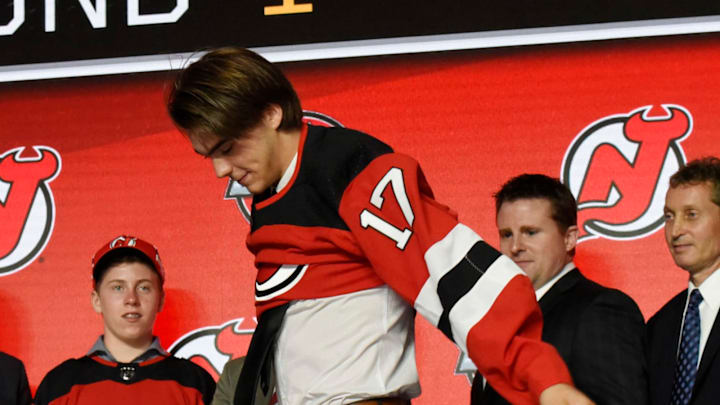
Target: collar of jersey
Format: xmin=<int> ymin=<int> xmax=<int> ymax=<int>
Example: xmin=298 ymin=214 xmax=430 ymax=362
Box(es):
xmin=255 ymin=123 xmax=308 ymax=211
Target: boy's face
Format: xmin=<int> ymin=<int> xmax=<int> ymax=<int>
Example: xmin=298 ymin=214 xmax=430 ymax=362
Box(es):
xmin=189 ymin=104 xmax=285 ymax=195
xmin=91 ymin=262 xmax=164 ymax=347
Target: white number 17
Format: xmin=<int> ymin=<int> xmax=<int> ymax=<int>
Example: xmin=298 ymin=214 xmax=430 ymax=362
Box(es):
xmin=359 ymin=167 xmax=415 ymax=249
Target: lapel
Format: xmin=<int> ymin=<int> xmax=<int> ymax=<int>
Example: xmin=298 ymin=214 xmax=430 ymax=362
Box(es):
xmin=651 ymin=290 xmax=686 ymax=400
xmin=538 ymin=268 xmax=582 ymax=314
xmin=694 ymin=302 xmax=720 ymax=389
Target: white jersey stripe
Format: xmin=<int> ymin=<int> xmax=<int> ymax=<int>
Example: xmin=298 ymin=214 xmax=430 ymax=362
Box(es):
xmin=414 ymin=224 xmax=481 ymax=326
xmin=415 ymin=278 xmax=443 ymax=326
xmin=449 ymin=255 xmax=525 ymax=354
xmin=424 ymin=223 xmax=482 ymax=280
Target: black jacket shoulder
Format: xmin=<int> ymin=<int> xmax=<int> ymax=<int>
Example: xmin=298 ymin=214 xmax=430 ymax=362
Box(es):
xmin=0 ymin=352 xmax=31 ymax=405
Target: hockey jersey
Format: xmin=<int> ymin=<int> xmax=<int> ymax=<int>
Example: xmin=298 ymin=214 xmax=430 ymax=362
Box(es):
xmin=246 ymin=124 xmax=571 ymax=404
xmin=34 ymin=355 xmax=216 ymax=405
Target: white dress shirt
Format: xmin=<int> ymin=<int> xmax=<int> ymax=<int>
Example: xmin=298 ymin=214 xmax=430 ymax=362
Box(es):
xmin=680 ymin=267 xmax=720 ymax=364
xmin=535 ymin=261 xmax=576 ymax=300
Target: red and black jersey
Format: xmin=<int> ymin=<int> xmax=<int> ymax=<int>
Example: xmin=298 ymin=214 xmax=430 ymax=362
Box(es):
xmin=34 ymin=355 xmax=216 ymax=405
xmin=246 ymin=124 xmax=572 ymax=404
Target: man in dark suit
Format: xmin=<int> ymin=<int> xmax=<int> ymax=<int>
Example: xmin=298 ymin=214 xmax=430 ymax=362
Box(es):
xmin=647 ymin=157 xmax=720 ymax=405
xmin=0 ymin=351 xmax=31 ymax=405
xmin=472 ymin=174 xmax=647 ymax=405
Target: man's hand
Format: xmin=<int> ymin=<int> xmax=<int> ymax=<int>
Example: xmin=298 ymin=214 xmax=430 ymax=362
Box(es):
xmin=539 ymin=383 xmax=595 ymax=405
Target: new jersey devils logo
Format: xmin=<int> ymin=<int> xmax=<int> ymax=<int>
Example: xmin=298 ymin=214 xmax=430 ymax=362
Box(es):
xmin=561 ymin=105 xmax=691 ymax=242
xmin=169 ymin=317 xmax=256 ymax=378
xmin=0 ymin=146 xmax=62 ymax=276
xmin=225 ymin=111 xmax=343 ymax=223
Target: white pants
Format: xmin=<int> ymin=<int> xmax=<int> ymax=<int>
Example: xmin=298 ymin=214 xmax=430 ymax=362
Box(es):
xmin=274 ymin=285 xmax=420 ymax=404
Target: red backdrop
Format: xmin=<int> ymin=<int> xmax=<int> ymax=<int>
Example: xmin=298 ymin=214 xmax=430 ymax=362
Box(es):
xmin=2 ymin=33 xmax=720 ymax=403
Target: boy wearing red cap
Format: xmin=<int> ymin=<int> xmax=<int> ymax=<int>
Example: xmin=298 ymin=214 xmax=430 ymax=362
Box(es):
xmin=35 ymin=235 xmax=216 ymax=405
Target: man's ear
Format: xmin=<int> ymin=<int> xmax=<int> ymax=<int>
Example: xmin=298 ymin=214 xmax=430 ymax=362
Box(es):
xmin=264 ymin=104 xmax=283 ymax=130
xmin=91 ymin=290 xmax=102 ymax=314
xmin=565 ymin=225 xmax=579 ymax=253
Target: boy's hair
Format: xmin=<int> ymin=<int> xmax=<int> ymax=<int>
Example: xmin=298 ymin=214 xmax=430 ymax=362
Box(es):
xmin=494 ymin=173 xmax=578 ymax=232
xmin=92 ymin=235 xmax=165 ymax=290
xmin=669 ymin=156 xmax=720 ymax=207
xmin=166 ymin=47 xmax=303 ymax=140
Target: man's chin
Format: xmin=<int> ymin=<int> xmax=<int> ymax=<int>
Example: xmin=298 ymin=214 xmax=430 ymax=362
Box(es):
xmin=514 ymin=262 xmax=532 ymax=273
xmin=671 ymin=255 xmax=694 ymax=270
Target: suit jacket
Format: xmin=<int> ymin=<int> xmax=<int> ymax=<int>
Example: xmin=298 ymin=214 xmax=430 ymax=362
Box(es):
xmin=212 ymin=357 xmax=273 ymax=405
xmin=647 ymin=289 xmax=720 ymax=405
xmin=472 ymin=269 xmax=647 ymax=405
xmin=0 ymin=351 xmax=32 ymax=405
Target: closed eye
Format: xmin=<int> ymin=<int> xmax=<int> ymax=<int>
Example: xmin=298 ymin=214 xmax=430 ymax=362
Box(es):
xmin=219 ymin=142 xmax=233 ymax=156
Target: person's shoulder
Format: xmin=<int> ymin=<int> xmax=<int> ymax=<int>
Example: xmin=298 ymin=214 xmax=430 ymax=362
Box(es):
xmin=300 ymin=124 xmax=395 ymax=198
xmin=555 ymin=271 xmax=607 ymax=303
xmin=158 ymin=356 xmax=216 ymax=402
xmin=221 ymin=357 xmax=245 ymax=373
xmin=307 ymin=124 xmax=387 ymax=144
xmin=305 ymin=124 xmax=392 ymax=164
xmin=582 ymin=277 xmax=642 ymax=311
xmin=162 ymin=355 xmax=215 ymax=381
xmin=647 ymin=289 xmax=686 ymax=326
xmin=563 ymin=272 xmax=643 ymax=318
xmin=40 ymin=357 xmax=91 ymax=379
xmin=0 ymin=351 xmax=25 ymax=370
xmin=35 ymin=357 xmax=94 ymax=403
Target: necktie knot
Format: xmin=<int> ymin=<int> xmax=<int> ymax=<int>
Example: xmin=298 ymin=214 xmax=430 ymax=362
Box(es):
xmin=689 ymin=289 xmax=703 ymax=310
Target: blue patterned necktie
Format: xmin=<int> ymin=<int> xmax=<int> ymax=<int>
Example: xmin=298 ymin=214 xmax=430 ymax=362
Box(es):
xmin=671 ymin=289 xmax=704 ymax=405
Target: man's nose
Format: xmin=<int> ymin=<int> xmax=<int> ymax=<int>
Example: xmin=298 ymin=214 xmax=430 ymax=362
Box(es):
xmin=212 ymin=158 xmax=232 ymax=179
xmin=124 ymin=289 xmax=139 ymax=305
xmin=669 ymin=218 xmax=685 ymax=240
xmin=510 ymin=236 xmax=524 ymax=255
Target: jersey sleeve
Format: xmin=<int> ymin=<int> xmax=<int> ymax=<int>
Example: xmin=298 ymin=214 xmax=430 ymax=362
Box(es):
xmin=337 ymin=152 xmax=572 ymax=404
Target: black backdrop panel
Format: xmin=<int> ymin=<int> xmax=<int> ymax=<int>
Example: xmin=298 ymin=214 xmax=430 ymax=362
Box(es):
xmin=1 ymin=0 xmax=720 ymax=66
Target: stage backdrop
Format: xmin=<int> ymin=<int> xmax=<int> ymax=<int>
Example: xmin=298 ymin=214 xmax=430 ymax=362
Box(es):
xmin=2 ymin=33 xmax=720 ymax=403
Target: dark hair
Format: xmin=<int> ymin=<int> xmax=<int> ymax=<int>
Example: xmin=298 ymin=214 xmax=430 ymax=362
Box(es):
xmin=166 ymin=47 xmax=303 ymax=140
xmin=669 ymin=156 xmax=720 ymax=207
xmin=93 ymin=248 xmax=163 ymax=290
xmin=494 ymin=174 xmax=578 ymax=232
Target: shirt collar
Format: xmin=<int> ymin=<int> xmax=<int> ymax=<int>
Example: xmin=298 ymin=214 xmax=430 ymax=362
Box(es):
xmin=691 ymin=267 xmax=720 ymax=312
xmin=87 ymin=335 xmax=168 ymax=363
xmin=535 ymin=262 xmax=575 ymax=300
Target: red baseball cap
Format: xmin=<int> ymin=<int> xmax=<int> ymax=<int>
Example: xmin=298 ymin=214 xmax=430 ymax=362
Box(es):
xmin=91 ymin=235 xmax=165 ymax=282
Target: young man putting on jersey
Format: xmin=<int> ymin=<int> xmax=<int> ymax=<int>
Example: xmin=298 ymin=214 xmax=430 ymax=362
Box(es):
xmin=167 ymin=47 xmax=592 ymax=405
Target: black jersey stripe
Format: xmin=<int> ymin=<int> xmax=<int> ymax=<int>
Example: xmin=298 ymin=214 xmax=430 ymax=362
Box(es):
xmin=436 ymin=241 xmax=502 ymax=341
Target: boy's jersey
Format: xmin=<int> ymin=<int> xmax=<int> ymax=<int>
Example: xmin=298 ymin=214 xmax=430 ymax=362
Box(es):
xmin=34 ymin=355 xmax=215 ymax=405
xmin=246 ymin=124 xmax=571 ymax=404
